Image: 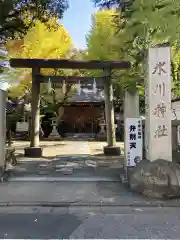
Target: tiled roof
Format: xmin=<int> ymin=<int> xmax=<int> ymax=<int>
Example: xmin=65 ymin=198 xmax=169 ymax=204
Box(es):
xmin=68 ymin=88 xmax=104 ymax=102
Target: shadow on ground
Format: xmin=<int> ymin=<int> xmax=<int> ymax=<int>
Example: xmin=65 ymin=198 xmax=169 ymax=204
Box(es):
xmin=14 ymin=143 xmax=67 ymax=151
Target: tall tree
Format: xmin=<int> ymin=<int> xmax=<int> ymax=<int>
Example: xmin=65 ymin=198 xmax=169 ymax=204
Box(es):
xmin=92 ymin=0 xmax=180 ymax=104
xmin=86 ymin=9 xmax=120 ymax=61
xmin=86 ymin=9 xmax=129 ymax=104
xmin=6 ymin=20 xmax=88 ymax=117
xmin=0 ymin=0 xmax=69 ymax=78
xmin=92 ymin=0 xmax=180 ymax=62
xmin=7 ymin=17 xmax=73 ymax=99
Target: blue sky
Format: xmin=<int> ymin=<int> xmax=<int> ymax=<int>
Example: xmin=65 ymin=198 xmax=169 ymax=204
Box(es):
xmin=62 ymin=0 xmax=97 ymax=49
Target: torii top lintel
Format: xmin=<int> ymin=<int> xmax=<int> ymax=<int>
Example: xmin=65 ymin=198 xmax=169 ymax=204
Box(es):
xmin=9 ymin=58 xmax=131 ymax=70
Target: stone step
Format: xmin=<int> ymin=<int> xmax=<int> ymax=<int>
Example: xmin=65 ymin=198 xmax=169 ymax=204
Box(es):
xmin=7 ymin=176 xmax=121 ymax=182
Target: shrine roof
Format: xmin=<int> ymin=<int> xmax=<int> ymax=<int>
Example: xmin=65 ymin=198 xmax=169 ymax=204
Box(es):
xmin=67 ymin=88 xmax=104 ymax=103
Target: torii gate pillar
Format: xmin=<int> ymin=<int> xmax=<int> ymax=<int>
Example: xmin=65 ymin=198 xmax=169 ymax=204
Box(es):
xmin=103 ymin=69 xmax=121 ymax=156
xmin=24 ymin=67 xmax=42 ymax=157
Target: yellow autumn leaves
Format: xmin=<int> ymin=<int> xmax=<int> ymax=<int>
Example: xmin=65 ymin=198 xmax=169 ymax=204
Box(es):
xmin=6 ymin=17 xmax=73 ymax=93
xmin=7 ymin=17 xmax=72 ymax=59
xmin=6 ymin=9 xmax=121 ymax=96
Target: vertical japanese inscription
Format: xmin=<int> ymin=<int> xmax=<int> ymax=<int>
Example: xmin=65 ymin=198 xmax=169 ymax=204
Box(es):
xmin=125 ymin=118 xmax=143 ymax=167
xmin=129 ymin=124 xmax=137 ymax=149
xmin=138 ymin=120 xmax=142 ymax=139
xmin=152 ymin=61 xmax=168 ymax=138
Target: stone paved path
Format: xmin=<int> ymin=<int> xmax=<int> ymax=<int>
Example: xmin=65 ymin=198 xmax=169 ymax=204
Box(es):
xmin=8 ymin=140 xmax=124 ymax=181
xmin=4 ymin=140 xmax=180 ymax=210
xmin=8 ymin=155 xmax=123 ymax=181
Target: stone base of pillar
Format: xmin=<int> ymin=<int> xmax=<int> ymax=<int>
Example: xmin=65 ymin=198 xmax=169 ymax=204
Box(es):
xmin=120 ymin=167 xmax=134 ymax=187
xmin=96 ymin=132 xmax=106 ymax=141
xmin=172 ymin=151 xmax=180 ymax=163
xmin=0 ymin=166 xmax=9 ymax=182
xmin=24 ymin=147 xmax=42 ymax=158
xmin=0 ymin=166 xmax=5 ymax=178
xmin=129 ymin=159 xmax=180 ymax=198
xmin=103 ymin=146 xmax=121 ymax=156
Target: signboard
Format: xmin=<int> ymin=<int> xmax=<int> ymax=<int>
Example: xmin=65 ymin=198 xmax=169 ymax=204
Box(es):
xmin=125 ymin=118 xmax=143 ymax=167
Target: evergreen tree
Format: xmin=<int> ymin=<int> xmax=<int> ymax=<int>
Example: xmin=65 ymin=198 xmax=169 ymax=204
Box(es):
xmin=92 ymin=0 xmax=180 ymax=85
xmin=92 ymin=0 xmax=180 ymax=107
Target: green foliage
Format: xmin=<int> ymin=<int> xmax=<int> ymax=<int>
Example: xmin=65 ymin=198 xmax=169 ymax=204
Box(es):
xmin=86 ymin=10 xmax=120 ymax=61
xmin=93 ymin=0 xmax=180 ymax=67
xmin=86 ymin=9 xmax=136 ymax=101
xmin=92 ymin=0 xmax=120 ymax=8
xmin=86 ymin=10 xmax=123 ymax=94
xmin=92 ymin=0 xmax=180 ymax=103
xmin=0 ymin=0 xmax=68 ymax=41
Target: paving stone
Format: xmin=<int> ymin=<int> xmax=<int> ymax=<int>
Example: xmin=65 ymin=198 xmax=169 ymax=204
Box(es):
xmin=38 ymin=164 xmax=48 ymax=168
xmin=37 ymin=171 xmax=50 ymax=175
xmin=57 ymin=167 xmax=74 ymax=175
xmin=85 ymin=160 xmax=97 ymax=168
xmin=55 ymin=169 xmax=64 ymax=172
xmin=55 ymin=164 xmax=67 ymax=168
xmin=66 ymin=162 xmax=82 ymax=168
xmin=13 ymin=167 xmax=28 ymax=172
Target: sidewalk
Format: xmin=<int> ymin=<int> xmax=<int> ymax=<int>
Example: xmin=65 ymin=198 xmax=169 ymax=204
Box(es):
xmin=0 ymin=181 xmax=180 ymax=207
xmin=3 ymin=140 xmax=180 ymax=208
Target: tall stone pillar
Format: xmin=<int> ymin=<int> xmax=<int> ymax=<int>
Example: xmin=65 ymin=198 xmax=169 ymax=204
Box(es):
xmin=25 ymin=67 xmax=42 ymax=157
xmin=128 ymin=47 xmax=180 ymax=198
xmin=103 ymin=69 xmax=121 ymax=156
xmin=145 ymin=46 xmax=172 ymax=162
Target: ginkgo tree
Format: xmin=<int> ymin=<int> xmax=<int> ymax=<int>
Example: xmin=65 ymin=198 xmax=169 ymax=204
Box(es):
xmin=86 ymin=9 xmax=132 ymax=105
xmin=7 ymin=17 xmax=72 ymax=89
xmin=86 ymin=9 xmax=120 ymax=61
xmin=6 ymin=17 xmax=74 ymax=115
xmin=7 ymin=17 xmax=72 ymax=62
xmin=6 ymin=18 xmax=88 ymax=119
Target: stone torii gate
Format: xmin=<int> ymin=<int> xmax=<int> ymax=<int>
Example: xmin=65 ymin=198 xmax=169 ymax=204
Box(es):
xmin=10 ymin=58 xmax=131 ymax=157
